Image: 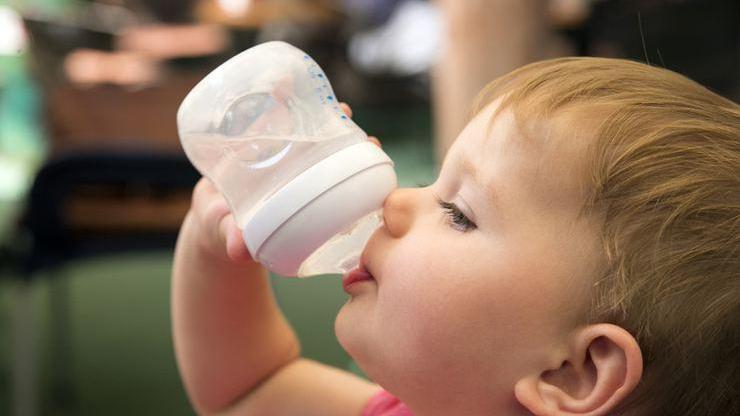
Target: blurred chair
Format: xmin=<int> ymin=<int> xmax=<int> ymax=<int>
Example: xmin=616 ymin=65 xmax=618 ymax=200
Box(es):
xmin=13 ymin=149 xmax=198 ymax=416
xmin=23 ymin=149 xmax=198 ymax=273
xmin=15 ymin=8 xmax=229 ymax=414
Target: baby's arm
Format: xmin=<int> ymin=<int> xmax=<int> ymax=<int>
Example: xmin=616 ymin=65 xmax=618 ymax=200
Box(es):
xmin=172 ymin=178 xmax=379 ymax=415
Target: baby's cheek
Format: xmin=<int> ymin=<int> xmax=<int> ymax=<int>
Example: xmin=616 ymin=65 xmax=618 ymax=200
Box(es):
xmin=377 ymin=259 xmax=472 ymax=367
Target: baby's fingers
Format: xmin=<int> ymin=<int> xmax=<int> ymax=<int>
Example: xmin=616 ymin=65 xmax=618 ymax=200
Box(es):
xmin=339 ymin=102 xmax=352 ymax=118
xmin=339 ymin=102 xmax=382 ymax=148
xmin=218 ymin=214 xmax=253 ymax=263
xmin=191 ymin=177 xmax=252 ymax=263
xmin=368 ymin=136 xmax=382 ymax=148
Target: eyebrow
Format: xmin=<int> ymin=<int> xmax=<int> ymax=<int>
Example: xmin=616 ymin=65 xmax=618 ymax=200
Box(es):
xmin=460 ymin=156 xmax=502 ymax=215
xmin=461 ymin=157 xmax=478 ymax=182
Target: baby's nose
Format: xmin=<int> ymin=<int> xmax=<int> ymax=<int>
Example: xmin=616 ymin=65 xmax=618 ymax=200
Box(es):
xmin=382 ymin=188 xmax=418 ymax=238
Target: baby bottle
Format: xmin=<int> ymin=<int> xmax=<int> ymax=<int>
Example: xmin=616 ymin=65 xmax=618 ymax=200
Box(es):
xmin=177 ymin=41 xmax=397 ymax=277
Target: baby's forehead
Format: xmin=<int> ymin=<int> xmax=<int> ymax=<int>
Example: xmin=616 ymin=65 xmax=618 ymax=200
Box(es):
xmin=462 ymin=104 xmax=595 ymax=211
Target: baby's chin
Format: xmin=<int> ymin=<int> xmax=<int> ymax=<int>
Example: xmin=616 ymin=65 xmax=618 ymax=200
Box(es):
xmin=334 ymin=309 xmax=387 ymax=385
xmin=335 ymin=298 xmax=377 ymax=363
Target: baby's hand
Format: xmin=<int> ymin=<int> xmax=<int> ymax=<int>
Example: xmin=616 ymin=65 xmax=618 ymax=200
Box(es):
xmin=339 ymin=103 xmax=381 ymax=148
xmin=188 ymin=177 xmax=254 ymax=263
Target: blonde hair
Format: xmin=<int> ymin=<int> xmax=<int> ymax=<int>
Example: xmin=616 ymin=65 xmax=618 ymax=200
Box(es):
xmin=474 ymin=58 xmax=740 ymax=415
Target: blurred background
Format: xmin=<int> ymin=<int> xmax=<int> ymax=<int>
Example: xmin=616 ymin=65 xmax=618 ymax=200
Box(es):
xmin=0 ymin=0 xmax=737 ymax=415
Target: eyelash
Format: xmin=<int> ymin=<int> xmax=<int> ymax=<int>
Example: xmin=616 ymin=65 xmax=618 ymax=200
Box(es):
xmin=435 ymin=197 xmax=477 ymax=232
xmin=418 ymin=182 xmax=477 ymax=232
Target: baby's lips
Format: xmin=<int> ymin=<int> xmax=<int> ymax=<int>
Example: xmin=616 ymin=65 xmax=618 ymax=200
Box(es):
xmin=342 ymin=264 xmax=375 ymax=293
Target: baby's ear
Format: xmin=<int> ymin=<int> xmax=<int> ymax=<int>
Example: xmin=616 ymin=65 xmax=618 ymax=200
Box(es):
xmin=514 ymin=324 xmax=642 ymax=416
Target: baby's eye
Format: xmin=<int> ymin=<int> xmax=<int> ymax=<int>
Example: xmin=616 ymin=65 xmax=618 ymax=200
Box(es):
xmin=436 ymin=197 xmax=477 ymax=232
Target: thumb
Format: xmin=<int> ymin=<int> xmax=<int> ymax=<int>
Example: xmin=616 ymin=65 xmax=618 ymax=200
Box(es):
xmin=218 ymin=214 xmax=254 ymax=263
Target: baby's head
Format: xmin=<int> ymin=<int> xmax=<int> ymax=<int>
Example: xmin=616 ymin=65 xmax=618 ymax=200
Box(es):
xmin=336 ymin=58 xmax=739 ymax=415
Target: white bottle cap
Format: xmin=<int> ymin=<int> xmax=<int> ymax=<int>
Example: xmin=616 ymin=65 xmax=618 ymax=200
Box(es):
xmin=243 ymin=141 xmax=397 ymax=276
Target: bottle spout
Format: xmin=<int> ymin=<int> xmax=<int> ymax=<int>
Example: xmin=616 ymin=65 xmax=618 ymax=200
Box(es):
xmin=243 ymin=142 xmax=396 ymax=277
xmin=297 ymin=210 xmax=383 ymax=277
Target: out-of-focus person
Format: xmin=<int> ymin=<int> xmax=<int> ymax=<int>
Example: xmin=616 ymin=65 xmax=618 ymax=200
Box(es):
xmin=431 ymin=0 xmax=739 ymax=164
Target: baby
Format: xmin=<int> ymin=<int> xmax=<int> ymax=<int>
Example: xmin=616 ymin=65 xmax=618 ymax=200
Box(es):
xmin=171 ymin=58 xmax=739 ymax=415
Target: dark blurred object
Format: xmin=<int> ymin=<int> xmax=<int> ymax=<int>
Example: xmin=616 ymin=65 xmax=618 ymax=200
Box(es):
xmin=347 ymin=0 xmax=440 ymax=76
xmin=16 ymin=4 xmax=226 ymax=412
xmin=21 ymin=1 xmax=139 ymax=84
xmin=13 ymin=150 xmax=198 ymax=414
xmin=585 ymin=0 xmax=740 ymax=100
xmin=22 ymin=0 xmax=230 ymax=86
xmin=194 ymin=0 xmax=355 ymax=98
xmin=25 ymin=18 xmax=229 ymax=152
xmin=130 ymin=0 xmax=198 ymax=23
xmin=23 ymin=18 xmax=115 ymax=84
xmin=341 ymin=0 xmax=439 ymax=105
xmin=343 ymin=0 xmax=404 ymax=26
xmin=23 ymin=150 xmax=198 ymax=275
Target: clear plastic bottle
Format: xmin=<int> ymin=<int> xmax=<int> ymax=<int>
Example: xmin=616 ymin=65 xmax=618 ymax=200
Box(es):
xmin=177 ymin=41 xmax=397 ymax=277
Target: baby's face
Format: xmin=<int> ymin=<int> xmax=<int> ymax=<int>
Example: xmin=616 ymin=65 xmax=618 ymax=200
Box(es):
xmin=335 ymin=100 xmax=605 ymax=414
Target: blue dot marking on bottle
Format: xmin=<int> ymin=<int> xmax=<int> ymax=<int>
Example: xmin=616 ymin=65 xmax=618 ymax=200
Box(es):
xmin=341 ymin=115 xmax=348 ymax=119
xmin=327 ymin=96 xmax=334 ymax=101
